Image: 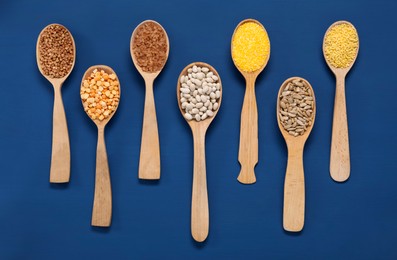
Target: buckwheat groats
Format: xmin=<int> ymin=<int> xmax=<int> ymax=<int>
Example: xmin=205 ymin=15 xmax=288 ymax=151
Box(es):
xmin=38 ymin=24 xmax=74 ymax=78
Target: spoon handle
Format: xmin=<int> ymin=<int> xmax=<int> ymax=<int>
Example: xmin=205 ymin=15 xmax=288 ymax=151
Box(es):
xmin=50 ymin=83 xmax=70 ymax=183
xmin=191 ymin=127 xmax=209 ymax=242
xmin=139 ymin=78 xmax=160 ymax=180
xmin=92 ymin=126 xmax=112 ymax=227
xmin=238 ymin=76 xmax=258 ymax=184
xmin=283 ymin=143 xmax=305 ymax=232
xmin=330 ymin=75 xmax=350 ymax=182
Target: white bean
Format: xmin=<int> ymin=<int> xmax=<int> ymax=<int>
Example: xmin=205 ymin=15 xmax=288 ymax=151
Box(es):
xmin=179 ymin=65 xmax=222 ymax=122
xmin=184 ymin=113 xmax=192 ymax=120
xmin=181 ymin=88 xmax=189 ymax=94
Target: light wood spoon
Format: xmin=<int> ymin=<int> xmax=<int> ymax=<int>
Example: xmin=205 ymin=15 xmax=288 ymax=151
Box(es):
xmin=277 ymin=77 xmax=316 ymax=232
xmin=130 ymin=20 xmax=169 ymax=180
xmin=323 ymin=21 xmax=359 ymax=182
xmin=231 ymin=19 xmax=270 ymax=184
xmin=81 ymin=65 xmax=121 ymax=227
xmin=177 ymin=62 xmax=222 ymax=242
xmin=36 ymin=23 xmax=76 ymax=183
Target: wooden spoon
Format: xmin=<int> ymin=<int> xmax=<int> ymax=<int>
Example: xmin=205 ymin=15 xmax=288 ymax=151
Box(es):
xmin=36 ymin=23 xmax=76 ymax=183
xmin=177 ymin=62 xmax=222 ymax=242
xmin=277 ymin=77 xmax=316 ymax=232
xmin=323 ymin=21 xmax=359 ymax=182
xmin=231 ymin=19 xmax=271 ymax=184
xmin=81 ymin=65 xmax=121 ymax=227
xmin=130 ymin=20 xmax=169 ymax=180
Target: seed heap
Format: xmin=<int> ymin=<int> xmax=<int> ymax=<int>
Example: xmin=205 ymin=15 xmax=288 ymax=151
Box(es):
xmin=81 ymin=69 xmax=120 ymax=121
xmin=324 ymin=23 xmax=359 ymax=68
xmin=179 ymin=65 xmax=221 ymax=122
xmin=38 ymin=24 xmax=74 ymax=78
xmin=232 ymin=21 xmax=270 ymax=72
xmin=278 ymin=79 xmax=314 ymax=137
xmin=132 ymin=21 xmax=168 ymax=73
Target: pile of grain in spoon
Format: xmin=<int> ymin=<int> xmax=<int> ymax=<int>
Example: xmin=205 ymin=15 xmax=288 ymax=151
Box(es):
xmin=278 ymin=79 xmax=314 ymax=137
xmin=38 ymin=24 xmax=74 ymax=78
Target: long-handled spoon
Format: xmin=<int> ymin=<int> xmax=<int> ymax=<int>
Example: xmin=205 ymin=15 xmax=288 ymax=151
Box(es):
xmin=130 ymin=20 xmax=169 ymax=180
xmin=177 ymin=62 xmax=222 ymax=242
xmin=323 ymin=21 xmax=359 ymax=182
xmin=231 ymin=19 xmax=271 ymax=184
xmin=36 ymin=23 xmax=76 ymax=183
xmin=277 ymin=77 xmax=316 ymax=232
xmin=81 ymin=65 xmax=121 ymax=227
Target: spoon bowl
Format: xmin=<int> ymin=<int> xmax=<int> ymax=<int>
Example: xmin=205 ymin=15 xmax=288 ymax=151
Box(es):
xmin=177 ymin=62 xmax=222 ymax=242
xmin=130 ymin=20 xmax=169 ymax=180
xmin=323 ymin=20 xmax=359 ymax=182
xmin=36 ymin=23 xmax=76 ymax=183
xmin=277 ymin=77 xmax=316 ymax=232
xmin=81 ymin=65 xmax=121 ymax=227
xmin=177 ymin=62 xmax=223 ymax=128
xmin=231 ymin=18 xmax=270 ymax=184
xmin=231 ymin=19 xmax=270 ymax=77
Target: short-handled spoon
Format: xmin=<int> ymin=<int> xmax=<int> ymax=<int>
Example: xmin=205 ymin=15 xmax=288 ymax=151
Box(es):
xmin=177 ymin=62 xmax=222 ymax=242
xmin=81 ymin=65 xmax=121 ymax=227
xmin=36 ymin=23 xmax=76 ymax=183
xmin=323 ymin=21 xmax=359 ymax=182
xmin=277 ymin=77 xmax=316 ymax=232
xmin=130 ymin=20 xmax=169 ymax=180
xmin=231 ymin=19 xmax=271 ymax=184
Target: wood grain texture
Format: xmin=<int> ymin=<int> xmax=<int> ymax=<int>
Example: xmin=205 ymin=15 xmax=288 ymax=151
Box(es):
xmin=92 ymin=125 xmax=112 ymax=227
xmin=36 ymin=23 xmax=75 ymax=183
xmin=191 ymin=124 xmax=209 ymax=242
xmin=130 ymin=20 xmax=169 ymax=180
xmin=323 ymin=21 xmax=359 ymax=182
xmin=283 ymin=141 xmax=305 ymax=232
xmin=231 ymin=19 xmax=270 ymax=185
xmin=237 ymin=74 xmax=258 ymax=184
xmin=81 ymin=65 xmax=120 ymax=227
xmin=277 ymin=77 xmax=316 ymax=232
xmin=138 ymin=75 xmax=160 ymax=180
xmin=50 ymin=80 xmax=70 ymax=183
xmin=176 ymin=62 xmax=222 ymax=242
xmin=330 ymin=73 xmax=350 ymax=182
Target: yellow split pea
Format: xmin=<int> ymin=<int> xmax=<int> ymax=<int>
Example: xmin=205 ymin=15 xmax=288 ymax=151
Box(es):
xmin=324 ymin=23 xmax=359 ymax=68
xmin=81 ymin=69 xmax=120 ymax=121
xmin=232 ymin=22 xmax=270 ymax=72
